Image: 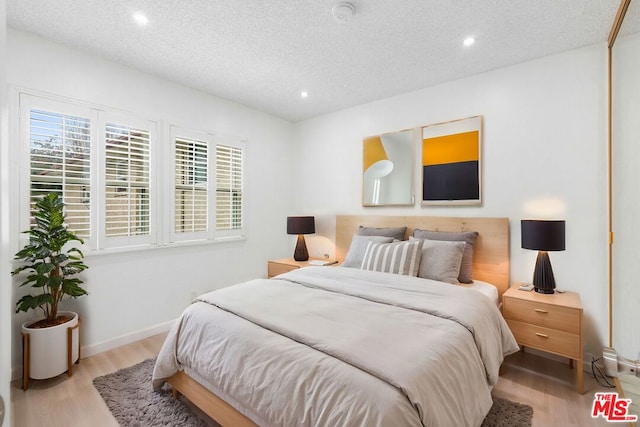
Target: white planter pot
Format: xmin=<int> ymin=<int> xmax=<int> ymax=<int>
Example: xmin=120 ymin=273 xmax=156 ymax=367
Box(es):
xmin=21 ymin=311 xmax=79 ymax=380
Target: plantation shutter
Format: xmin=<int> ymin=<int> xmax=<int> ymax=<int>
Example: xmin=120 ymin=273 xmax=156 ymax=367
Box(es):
xmin=28 ymin=108 xmax=91 ymax=238
xmin=215 ymin=142 xmax=244 ymax=235
xmin=24 ymin=94 xmax=247 ymax=250
xmin=104 ymin=123 xmax=151 ymax=238
xmin=174 ymin=136 xmax=209 ymax=234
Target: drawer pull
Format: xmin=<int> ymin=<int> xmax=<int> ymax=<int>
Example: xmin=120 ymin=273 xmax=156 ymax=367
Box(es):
xmin=535 ymin=332 xmax=549 ymax=338
xmin=533 ymin=308 xmax=548 ymax=313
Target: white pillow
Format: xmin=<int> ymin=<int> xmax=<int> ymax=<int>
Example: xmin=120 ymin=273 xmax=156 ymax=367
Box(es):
xmin=342 ymin=235 xmax=394 ymax=268
xmin=360 ymin=239 xmax=423 ymax=276
xmin=411 ymin=237 xmax=465 ymax=284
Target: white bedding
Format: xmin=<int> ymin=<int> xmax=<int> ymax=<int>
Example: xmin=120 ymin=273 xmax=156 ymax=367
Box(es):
xmin=153 ymin=267 xmax=518 ymax=427
xmin=460 ymin=279 xmax=500 ymax=306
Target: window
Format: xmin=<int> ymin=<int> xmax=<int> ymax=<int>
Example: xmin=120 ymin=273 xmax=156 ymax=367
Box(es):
xmin=215 ymin=142 xmax=244 ymax=233
xmin=27 ymin=105 xmax=93 ymax=240
xmin=103 ymin=121 xmax=152 ymax=245
xmin=174 ymin=135 xmax=208 ymax=234
xmin=22 ymin=96 xmax=159 ymax=250
xmin=21 ymin=93 xmax=245 ymax=252
xmin=170 ymin=128 xmax=245 ymax=242
xmin=98 ymin=113 xmax=157 ymax=249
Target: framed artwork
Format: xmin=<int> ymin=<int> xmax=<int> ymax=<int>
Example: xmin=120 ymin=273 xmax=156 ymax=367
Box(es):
xmin=421 ymin=116 xmax=482 ymax=205
xmin=362 ymin=129 xmax=415 ymax=206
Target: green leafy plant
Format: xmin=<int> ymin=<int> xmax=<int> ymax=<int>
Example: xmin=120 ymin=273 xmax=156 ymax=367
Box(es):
xmin=12 ymin=193 xmax=88 ymax=326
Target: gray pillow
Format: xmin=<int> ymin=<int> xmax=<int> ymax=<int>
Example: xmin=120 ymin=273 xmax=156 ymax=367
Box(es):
xmin=361 ymin=239 xmax=423 ymax=276
xmin=342 ymin=235 xmax=394 ymax=268
xmin=411 ymin=238 xmax=465 ymax=284
xmin=357 ymin=226 xmax=407 ymax=241
xmin=412 ymin=229 xmax=479 ymax=283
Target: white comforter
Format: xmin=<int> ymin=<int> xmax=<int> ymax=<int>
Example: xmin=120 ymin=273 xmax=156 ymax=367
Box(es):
xmin=153 ymin=267 xmax=519 ymax=427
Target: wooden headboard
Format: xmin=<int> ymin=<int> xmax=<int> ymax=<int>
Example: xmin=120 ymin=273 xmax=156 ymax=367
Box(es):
xmin=335 ymin=215 xmax=510 ymax=299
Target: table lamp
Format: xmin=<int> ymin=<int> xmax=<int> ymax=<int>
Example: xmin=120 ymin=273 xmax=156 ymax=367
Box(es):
xmin=287 ymin=216 xmax=315 ymax=261
xmin=521 ymin=219 xmax=566 ymax=294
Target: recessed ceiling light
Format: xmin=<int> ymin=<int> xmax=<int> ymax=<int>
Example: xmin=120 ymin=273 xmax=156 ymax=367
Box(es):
xmin=300 ymin=91 xmax=309 ymax=99
xmin=133 ymin=12 xmax=149 ymax=26
xmin=463 ymin=36 xmax=475 ymax=47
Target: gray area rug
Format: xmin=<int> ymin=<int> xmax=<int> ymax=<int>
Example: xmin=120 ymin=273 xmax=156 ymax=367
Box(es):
xmin=482 ymin=395 xmax=533 ymax=427
xmin=94 ymin=358 xmax=533 ymax=427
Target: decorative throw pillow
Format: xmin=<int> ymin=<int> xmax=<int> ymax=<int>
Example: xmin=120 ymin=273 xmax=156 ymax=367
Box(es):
xmin=360 ymin=239 xmax=423 ymax=276
xmin=342 ymin=235 xmax=394 ymax=268
xmin=412 ymin=229 xmax=479 ymax=283
xmin=410 ymin=238 xmax=465 ymax=284
xmin=357 ymin=225 xmax=407 ymax=241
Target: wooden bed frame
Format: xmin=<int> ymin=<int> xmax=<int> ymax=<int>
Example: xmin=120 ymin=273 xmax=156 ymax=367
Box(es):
xmin=335 ymin=215 xmax=510 ymax=299
xmin=168 ymin=215 xmax=511 ymax=426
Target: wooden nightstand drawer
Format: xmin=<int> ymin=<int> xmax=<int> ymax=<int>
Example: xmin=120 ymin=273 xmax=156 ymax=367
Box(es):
xmin=267 ymin=262 xmax=299 ymax=278
xmin=502 ymin=287 xmax=584 ymax=394
xmin=506 ymin=319 xmax=581 ymax=359
xmin=503 ymin=298 xmax=580 ymax=334
xmin=268 ymin=258 xmax=338 ymax=278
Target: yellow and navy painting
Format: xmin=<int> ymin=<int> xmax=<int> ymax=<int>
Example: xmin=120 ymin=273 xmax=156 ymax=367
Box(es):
xmin=422 ymin=130 xmax=479 ymax=202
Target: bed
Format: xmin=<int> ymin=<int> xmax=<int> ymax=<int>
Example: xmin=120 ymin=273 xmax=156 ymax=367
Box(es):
xmin=153 ymin=215 xmax=518 ymax=427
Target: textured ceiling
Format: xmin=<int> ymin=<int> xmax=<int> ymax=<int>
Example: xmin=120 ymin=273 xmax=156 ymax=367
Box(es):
xmin=619 ymin=0 xmax=640 ymax=38
xmin=7 ymin=1 xmax=621 ymax=122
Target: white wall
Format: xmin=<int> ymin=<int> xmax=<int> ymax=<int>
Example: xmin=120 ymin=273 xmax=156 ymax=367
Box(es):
xmin=6 ymin=30 xmax=295 ymax=371
xmin=292 ymin=44 xmax=609 ymax=358
xmin=0 ymin=1 xmax=12 ymax=423
xmin=612 ymin=31 xmax=640 ymax=360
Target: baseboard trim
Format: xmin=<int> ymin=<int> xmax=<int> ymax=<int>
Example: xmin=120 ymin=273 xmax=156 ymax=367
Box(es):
xmin=11 ymin=319 xmax=176 ymax=381
xmin=11 ymin=363 xmax=19 ymax=382
xmin=81 ymin=319 xmax=176 ymax=358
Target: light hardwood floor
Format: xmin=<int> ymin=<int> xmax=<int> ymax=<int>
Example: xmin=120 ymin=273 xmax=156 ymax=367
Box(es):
xmin=11 ymin=333 xmax=166 ymax=427
xmin=11 ymin=333 xmax=613 ymax=427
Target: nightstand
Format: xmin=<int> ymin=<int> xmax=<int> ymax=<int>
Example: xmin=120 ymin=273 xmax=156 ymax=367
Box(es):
xmin=267 ymin=257 xmax=336 ymax=278
xmin=502 ymin=287 xmax=584 ymax=394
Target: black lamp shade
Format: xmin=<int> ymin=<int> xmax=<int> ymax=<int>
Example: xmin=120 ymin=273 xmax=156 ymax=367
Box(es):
xmin=287 ymin=216 xmax=315 ymax=261
xmin=521 ymin=219 xmax=565 ymax=294
xmin=287 ymin=216 xmax=315 ymax=235
xmin=521 ymin=220 xmax=565 ymax=251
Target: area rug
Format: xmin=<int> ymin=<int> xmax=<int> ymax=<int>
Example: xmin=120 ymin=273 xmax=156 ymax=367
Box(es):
xmin=93 ymin=358 xmax=533 ymax=427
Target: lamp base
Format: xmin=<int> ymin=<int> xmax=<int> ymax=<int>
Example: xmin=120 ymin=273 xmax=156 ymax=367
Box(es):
xmin=293 ymin=234 xmax=309 ymax=261
xmin=532 ymin=251 xmax=556 ymax=294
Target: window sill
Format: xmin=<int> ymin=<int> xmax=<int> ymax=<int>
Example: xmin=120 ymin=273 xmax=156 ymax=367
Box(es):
xmin=84 ymin=235 xmax=247 ymax=258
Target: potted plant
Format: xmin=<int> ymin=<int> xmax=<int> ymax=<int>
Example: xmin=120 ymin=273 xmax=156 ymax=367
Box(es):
xmin=12 ymin=193 xmax=88 ymax=387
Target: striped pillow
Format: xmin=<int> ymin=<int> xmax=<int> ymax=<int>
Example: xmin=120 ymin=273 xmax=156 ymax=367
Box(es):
xmin=360 ymin=240 xmax=423 ymax=276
